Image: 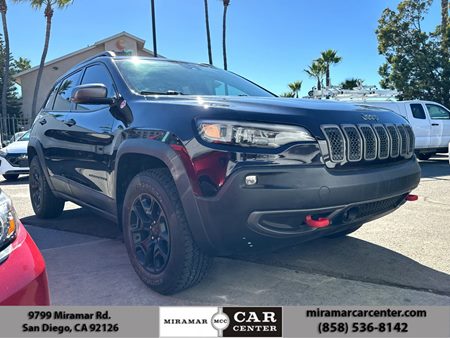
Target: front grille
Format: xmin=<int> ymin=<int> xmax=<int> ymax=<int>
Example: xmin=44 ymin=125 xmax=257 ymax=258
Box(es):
xmin=355 ymin=195 xmax=406 ymax=219
xmin=321 ymin=123 xmax=414 ymax=164
xmin=5 ymin=154 xmax=28 ymax=168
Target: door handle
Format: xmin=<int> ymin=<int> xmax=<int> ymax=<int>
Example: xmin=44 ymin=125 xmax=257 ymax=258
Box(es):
xmin=64 ymin=119 xmax=76 ymax=127
xmin=39 ymin=118 xmax=47 ymax=125
xmin=432 ymin=123 xmax=440 ymax=126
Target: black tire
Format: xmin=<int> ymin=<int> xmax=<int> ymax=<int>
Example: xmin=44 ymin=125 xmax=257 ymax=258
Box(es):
xmin=326 ymin=223 xmax=363 ymax=238
xmin=122 ymin=168 xmax=211 ymax=295
xmin=3 ymin=174 xmax=19 ymax=181
xmin=416 ymin=152 xmax=433 ymax=161
xmin=29 ymin=157 xmax=65 ymax=219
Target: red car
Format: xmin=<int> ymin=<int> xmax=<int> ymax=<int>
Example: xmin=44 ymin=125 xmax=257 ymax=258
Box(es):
xmin=0 ymin=190 xmax=49 ymax=305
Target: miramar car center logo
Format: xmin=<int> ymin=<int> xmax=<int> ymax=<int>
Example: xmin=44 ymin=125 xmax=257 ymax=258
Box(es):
xmin=159 ymin=307 xmax=282 ymax=337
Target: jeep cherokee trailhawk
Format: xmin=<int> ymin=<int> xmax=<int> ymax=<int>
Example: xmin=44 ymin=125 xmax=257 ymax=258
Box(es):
xmin=28 ymin=52 xmax=420 ymax=294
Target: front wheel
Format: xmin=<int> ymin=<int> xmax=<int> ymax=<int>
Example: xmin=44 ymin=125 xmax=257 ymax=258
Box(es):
xmin=29 ymin=157 xmax=65 ymax=219
xmin=122 ymin=168 xmax=211 ymax=295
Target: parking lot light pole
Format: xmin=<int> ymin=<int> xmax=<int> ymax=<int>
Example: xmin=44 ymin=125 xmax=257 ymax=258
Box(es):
xmin=151 ymin=0 xmax=157 ymax=57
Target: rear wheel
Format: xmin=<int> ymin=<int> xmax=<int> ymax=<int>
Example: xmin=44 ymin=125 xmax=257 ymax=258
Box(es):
xmin=122 ymin=168 xmax=211 ymax=295
xmin=326 ymin=223 xmax=363 ymax=238
xmin=29 ymin=157 xmax=65 ymax=219
xmin=3 ymin=174 xmax=19 ymax=181
xmin=416 ymin=152 xmax=434 ymax=160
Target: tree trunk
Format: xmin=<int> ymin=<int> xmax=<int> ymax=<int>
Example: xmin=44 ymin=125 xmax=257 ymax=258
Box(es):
xmin=204 ymin=0 xmax=213 ymax=65
xmin=222 ymin=4 xmax=228 ymax=70
xmin=317 ymin=78 xmax=321 ymax=91
xmin=0 ymin=0 xmax=9 ymax=137
xmin=326 ymin=65 xmax=330 ymax=88
xmin=441 ymin=0 xmax=449 ymax=107
xmin=31 ymin=3 xmax=53 ymax=118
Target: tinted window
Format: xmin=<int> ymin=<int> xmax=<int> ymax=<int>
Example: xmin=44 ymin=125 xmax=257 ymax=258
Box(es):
xmin=426 ymin=104 xmax=450 ymax=120
xmin=76 ymin=64 xmax=116 ymax=111
xmin=53 ymin=71 xmax=82 ymax=111
xmin=410 ymin=104 xmax=426 ymax=119
xmin=44 ymin=82 xmax=60 ymax=110
xmin=115 ymin=59 xmax=274 ymax=97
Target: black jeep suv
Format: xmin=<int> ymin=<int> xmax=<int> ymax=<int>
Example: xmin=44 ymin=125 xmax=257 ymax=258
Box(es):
xmin=28 ymin=52 xmax=420 ymax=294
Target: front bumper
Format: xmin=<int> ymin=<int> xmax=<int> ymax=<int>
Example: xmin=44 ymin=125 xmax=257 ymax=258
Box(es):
xmin=0 ymin=156 xmax=29 ymax=175
xmin=194 ymin=158 xmax=421 ymax=254
xmin=0 ymin=223 xmax=50 ymax=305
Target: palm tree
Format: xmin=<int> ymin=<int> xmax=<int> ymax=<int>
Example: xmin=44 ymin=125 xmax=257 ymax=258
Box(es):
xmin=221 ymin=0 xmax=230 ymax=70
xmin=14 ymin=57 xmax=31 ymax=72
xmin=0 ymin=0 xmax=10 ymax=130
xmin=319 ymin=49 xmax=342 ymax=88
xmin=204 ymin=0 xmax=212 ymax=65
xmin=288 ymin=80 xmax=302 ymax=98
xmin=15 ymin=0 xmax=72 ymax=117
xmin=304 ymin=61 xmax=325 ymax=90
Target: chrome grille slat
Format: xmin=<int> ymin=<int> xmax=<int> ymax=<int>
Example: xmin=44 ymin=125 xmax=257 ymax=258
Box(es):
xmin=341 ymin=125 xmax=362 ymax=162
xmin=321 ymin=126 xmax=345 ymax=163
xmin=358 ymin=125 xmax=377 ymax=161
xmin=373 ymin=124 xmax=390 ymax=160
xmin=386 ymin=124 xmax=400 ymax=158
xmin=321 ymin=123 xmax=414 ymax=164
xmin=397 ymin=125 xmax=408 ymax=156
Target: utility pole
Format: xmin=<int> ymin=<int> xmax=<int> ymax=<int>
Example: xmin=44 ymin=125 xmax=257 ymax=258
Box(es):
xmin=151 ymin=0 xmax=158 ymax=57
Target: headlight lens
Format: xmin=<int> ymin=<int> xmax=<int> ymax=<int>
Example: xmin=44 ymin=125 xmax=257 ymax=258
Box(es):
xmin=197 ymin=120 xmax=315 ymax=148
xmin=0 ymin=190 xmax=19 ymax=251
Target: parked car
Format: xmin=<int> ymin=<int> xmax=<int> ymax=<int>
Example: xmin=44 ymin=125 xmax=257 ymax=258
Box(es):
xmin=28 ymin=52 xmax=420 ymax=294
xmin=0 ymin=130 xmax=30 ymax=181
xmin=0 ymin=189 xmax=50 ymax=305
xmin=2 ymin=131 xmax=27 ymax=147
xmin=360 ymin=101 xmax=450 ymax=160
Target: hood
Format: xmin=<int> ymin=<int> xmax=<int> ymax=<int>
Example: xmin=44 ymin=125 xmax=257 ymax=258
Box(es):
xmin=142 ymin=96 xmax=407 ymax=137
xmin=3 ymin=140 xmax=28 ymax=154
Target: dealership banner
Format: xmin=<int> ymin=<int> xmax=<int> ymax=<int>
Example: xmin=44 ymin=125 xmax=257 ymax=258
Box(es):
xmin=0 ymin=306 xmax=448 ymax=337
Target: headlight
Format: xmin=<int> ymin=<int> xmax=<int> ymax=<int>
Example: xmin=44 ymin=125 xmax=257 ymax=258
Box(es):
xmin=0 ymin=190 xmax=18 ymax=251
xmin=0 ymin=149 xmax=7 ymax=157
xmin=197 ymin=120 xmax=315 ymax=149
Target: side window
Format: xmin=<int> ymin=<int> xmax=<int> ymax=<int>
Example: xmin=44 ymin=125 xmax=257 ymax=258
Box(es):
xmin=43 ymin=81 xmax=61 ymax=110
xmin=426 ymin=104 xmax=450 ymax=120
xmin=76 ymin=64 xmax=116 ymax=111
xmin=53 ymin=71 xmax=82 ymax=111
xmin=410 ymin=104 xmax=426 ymax=119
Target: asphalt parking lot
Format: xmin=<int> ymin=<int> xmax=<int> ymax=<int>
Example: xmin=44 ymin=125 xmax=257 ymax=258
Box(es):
xmin=2 ymin=156 xmax=450 ymax=306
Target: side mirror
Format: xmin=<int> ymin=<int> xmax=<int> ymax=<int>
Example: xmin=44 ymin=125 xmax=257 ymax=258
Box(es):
xmin=71 ymin=83 xmax=114 ymax=105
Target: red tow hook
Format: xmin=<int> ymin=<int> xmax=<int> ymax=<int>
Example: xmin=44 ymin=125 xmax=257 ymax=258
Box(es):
xmin=305 ymin=215 xmax=330 ymax=228
xmin=406 ymin=194 xmax=419 ymax=201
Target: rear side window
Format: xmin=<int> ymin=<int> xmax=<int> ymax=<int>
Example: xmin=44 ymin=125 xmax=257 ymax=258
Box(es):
xmin=426 ymin=104 xmax=450 ymax=120
xmin=76 ymin=64 xmax=116 ymax=112
xmin=44 ymin=82 xmax=60 ymax=110
xmin=410 ymin=104 xmax=426 ymax=119
xmin=53 ymin=71 xmax=82 ymax=111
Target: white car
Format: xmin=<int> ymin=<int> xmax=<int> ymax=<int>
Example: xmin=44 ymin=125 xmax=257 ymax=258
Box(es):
xmin=362 ymin=100 xmax=450 ymax=160
xmin=0 ymin=130 xmax=29 ymax=181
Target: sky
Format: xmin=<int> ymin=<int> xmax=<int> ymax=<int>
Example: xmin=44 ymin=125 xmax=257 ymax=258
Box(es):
xmin=5 ymin=0 xmax=444 ymax=96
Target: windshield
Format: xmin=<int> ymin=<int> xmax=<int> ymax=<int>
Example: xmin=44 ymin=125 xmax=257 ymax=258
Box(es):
xmin=115 ymin=59 xmax=274 ymax=97
xmin=17 ymin=131 xmax=30 ymax=142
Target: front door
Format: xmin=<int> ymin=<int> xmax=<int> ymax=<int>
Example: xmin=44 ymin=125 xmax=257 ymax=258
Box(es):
xmin=425 ymin=103 xmax=450 ymax=148
xmin=63 ymin=63 xmax=117 ymax=213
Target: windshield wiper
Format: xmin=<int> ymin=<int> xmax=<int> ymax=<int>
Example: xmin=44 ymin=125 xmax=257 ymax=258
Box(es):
xmin=140 ymin=90 xmax=185 ymax=95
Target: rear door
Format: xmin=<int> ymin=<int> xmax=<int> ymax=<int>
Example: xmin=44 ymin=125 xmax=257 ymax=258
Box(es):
xmin=63 ymin=63 xmax=117 ymax=212
xmin=424 ymin=103 xmax=450 ymax=148
xmin=407 ymin=103 xmax=431 ymax=149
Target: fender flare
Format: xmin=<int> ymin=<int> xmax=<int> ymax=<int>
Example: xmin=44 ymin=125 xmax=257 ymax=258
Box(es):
xmin=27 ymin=137 xmax=56 ymax=191
xmin=114 ymin=139 xmax=215 ymax=253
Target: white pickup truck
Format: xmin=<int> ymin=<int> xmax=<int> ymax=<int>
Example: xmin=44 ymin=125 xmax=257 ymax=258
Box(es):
xmin=362 ymin=100 xmax=450 ymax=160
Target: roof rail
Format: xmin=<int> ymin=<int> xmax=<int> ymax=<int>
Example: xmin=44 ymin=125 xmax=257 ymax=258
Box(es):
xmin=82 ymin=51 xmax=117 ymax=64
xmin=307 ymin=85 xmax=401 ymax=101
